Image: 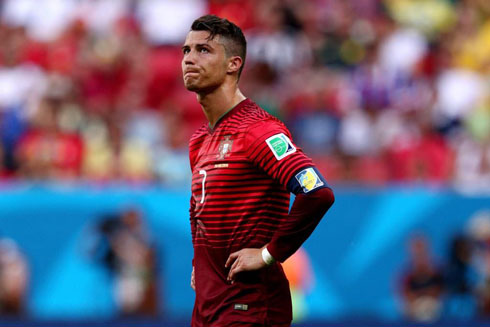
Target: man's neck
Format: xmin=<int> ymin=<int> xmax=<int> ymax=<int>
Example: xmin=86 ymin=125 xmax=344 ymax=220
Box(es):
xmin=197 ymin=84 xmax=246 ymax=128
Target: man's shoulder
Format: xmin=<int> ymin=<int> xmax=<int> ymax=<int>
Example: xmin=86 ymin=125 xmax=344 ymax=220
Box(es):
xmin=234 ymin=100 xmax=284 ymax=132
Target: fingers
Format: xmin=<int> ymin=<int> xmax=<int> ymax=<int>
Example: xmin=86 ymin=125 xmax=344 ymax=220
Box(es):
xmin=225 ymin=248 xmax=266 ymax=283
xmin=226 ymin=250 xmax=244 ymax=283
xmin=225 ymin=251 xmax=239 ymax=268
xmin=227 ymin=256 xmax=242 ymax=283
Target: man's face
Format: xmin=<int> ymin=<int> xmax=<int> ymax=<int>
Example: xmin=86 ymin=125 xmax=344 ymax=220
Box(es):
xmin=182 ymin=31 xmax=228 ymax=93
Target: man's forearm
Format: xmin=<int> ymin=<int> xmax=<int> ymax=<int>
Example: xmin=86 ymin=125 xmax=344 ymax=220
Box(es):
xmin=267 ymin=187 xmax=334 ymax=262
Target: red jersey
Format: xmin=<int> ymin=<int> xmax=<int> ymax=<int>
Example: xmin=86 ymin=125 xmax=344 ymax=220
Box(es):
xmin=189 ymin=99 xmax=313 ymax=326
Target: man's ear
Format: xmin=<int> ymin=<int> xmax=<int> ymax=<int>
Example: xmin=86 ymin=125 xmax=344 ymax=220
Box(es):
xmin=227 ymin=56 xmax=243 ymax=75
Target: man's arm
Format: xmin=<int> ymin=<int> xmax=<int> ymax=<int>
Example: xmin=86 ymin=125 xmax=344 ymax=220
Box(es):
xmin=266 ymin=185 xmax=334 ymax=262
xmin=225 ymin=120 xmax=334 ymax=281
xmin=226 ymin=167 xmax=334 ymax=281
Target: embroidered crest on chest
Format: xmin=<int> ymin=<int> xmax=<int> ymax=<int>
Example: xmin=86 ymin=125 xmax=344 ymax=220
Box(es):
xmin=217 ymin=135 xmax=233 ymax=160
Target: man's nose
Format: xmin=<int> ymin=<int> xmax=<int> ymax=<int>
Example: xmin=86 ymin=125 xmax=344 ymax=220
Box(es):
xmin=184 ymin=50 xmax=196 ymax=65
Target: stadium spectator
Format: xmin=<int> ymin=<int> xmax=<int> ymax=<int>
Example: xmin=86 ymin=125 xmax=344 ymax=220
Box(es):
xmin=444 ymin=235 xmax=477 ymax=319
xmin=400 ymin=235 xmax=445 ymax=322
xmin=467 ymin=210 xmax=490 ymax=316
xmin=0 ymin=238 xmax=29 ymax=316
xmin=87 ymin=207 xmax=159 ymax=316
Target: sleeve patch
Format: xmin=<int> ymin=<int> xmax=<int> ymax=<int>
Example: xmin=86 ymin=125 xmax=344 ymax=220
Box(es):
xmin=265 ymin=133 xmax=296 ymax=160
xmin=295 ymin=168 xmax=324 ymax=193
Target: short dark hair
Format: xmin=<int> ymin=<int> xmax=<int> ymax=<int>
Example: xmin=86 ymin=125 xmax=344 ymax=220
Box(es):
xmin=191 ymin=15 xmax=247 ymax=79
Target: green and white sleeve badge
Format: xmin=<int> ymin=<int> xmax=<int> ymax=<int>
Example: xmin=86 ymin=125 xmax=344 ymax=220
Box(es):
xmin=265 ymin=133 xmax=296 ymax=160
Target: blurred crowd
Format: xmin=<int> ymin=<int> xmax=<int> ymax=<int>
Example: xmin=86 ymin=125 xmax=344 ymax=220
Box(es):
xmin=399 ymin=210 xmax=490 ymax=322
xmin=0 ymin=0 xmax=489 ymax=186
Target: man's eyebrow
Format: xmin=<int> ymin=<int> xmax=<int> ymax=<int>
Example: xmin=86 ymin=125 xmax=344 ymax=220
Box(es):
xmin=182 ymin=43 xmax=215 ymax=52
xmin=193 ymin=43 xmax=213 ymax=47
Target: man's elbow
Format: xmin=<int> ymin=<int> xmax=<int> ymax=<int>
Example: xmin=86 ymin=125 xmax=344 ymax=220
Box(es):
xmin=321 ymin=187 xmax=335 ymax=209
xmin=305 ymin=186 xmax=334 ymax=216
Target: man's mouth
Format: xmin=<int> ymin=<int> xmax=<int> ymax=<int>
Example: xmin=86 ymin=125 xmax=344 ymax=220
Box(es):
xmin=184 ymin=70 xmax=200 ymax=77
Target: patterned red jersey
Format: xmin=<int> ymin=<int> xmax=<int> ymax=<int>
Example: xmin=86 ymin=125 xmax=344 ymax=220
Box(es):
xmin=189 ymin=99 xmax=313 ymax=326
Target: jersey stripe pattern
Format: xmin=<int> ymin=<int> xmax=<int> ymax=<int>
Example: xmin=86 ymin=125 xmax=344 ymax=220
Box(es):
xmin=189 ymin=99 xmax=313 ymax=326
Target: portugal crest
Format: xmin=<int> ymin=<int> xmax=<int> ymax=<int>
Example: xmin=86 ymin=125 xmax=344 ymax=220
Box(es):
xmin=217 ymin=135 xmax=233 ymax=160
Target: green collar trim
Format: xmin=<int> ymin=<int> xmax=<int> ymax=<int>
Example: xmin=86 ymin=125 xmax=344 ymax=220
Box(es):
xmin=209 ymin=106 xmax=235 ymax=130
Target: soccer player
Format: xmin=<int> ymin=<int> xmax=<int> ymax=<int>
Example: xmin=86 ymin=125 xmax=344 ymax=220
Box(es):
xmin=183 ymin=15 xmax=335 ymax=327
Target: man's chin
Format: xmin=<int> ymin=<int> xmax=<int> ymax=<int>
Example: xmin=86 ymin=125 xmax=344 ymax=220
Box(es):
xmin=184 ymin=81 xmax=202 ymax=92
xmin=185 ymin=84 xmax=200 ymax=92
xmin=184 ymin=81 xmax=218 ymax=94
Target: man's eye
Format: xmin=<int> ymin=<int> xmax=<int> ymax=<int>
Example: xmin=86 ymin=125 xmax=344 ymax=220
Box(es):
xmin=183 ymin=48 xmax=190 ymax=54
xmin=200 ymin=48 xmax=209 ymax=53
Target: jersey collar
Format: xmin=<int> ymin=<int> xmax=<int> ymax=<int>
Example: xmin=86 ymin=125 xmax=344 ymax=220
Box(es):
xmin=207 ymin=98 xmax=251 ymax=133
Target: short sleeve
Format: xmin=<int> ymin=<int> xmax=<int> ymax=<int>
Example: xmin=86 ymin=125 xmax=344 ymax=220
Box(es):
xmin=245 ymin=119 xmax=313 ymax=187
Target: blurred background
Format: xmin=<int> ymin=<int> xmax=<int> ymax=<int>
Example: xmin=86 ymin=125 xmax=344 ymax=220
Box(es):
xmin=0 ymin=0 xmax=489 ymax=326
